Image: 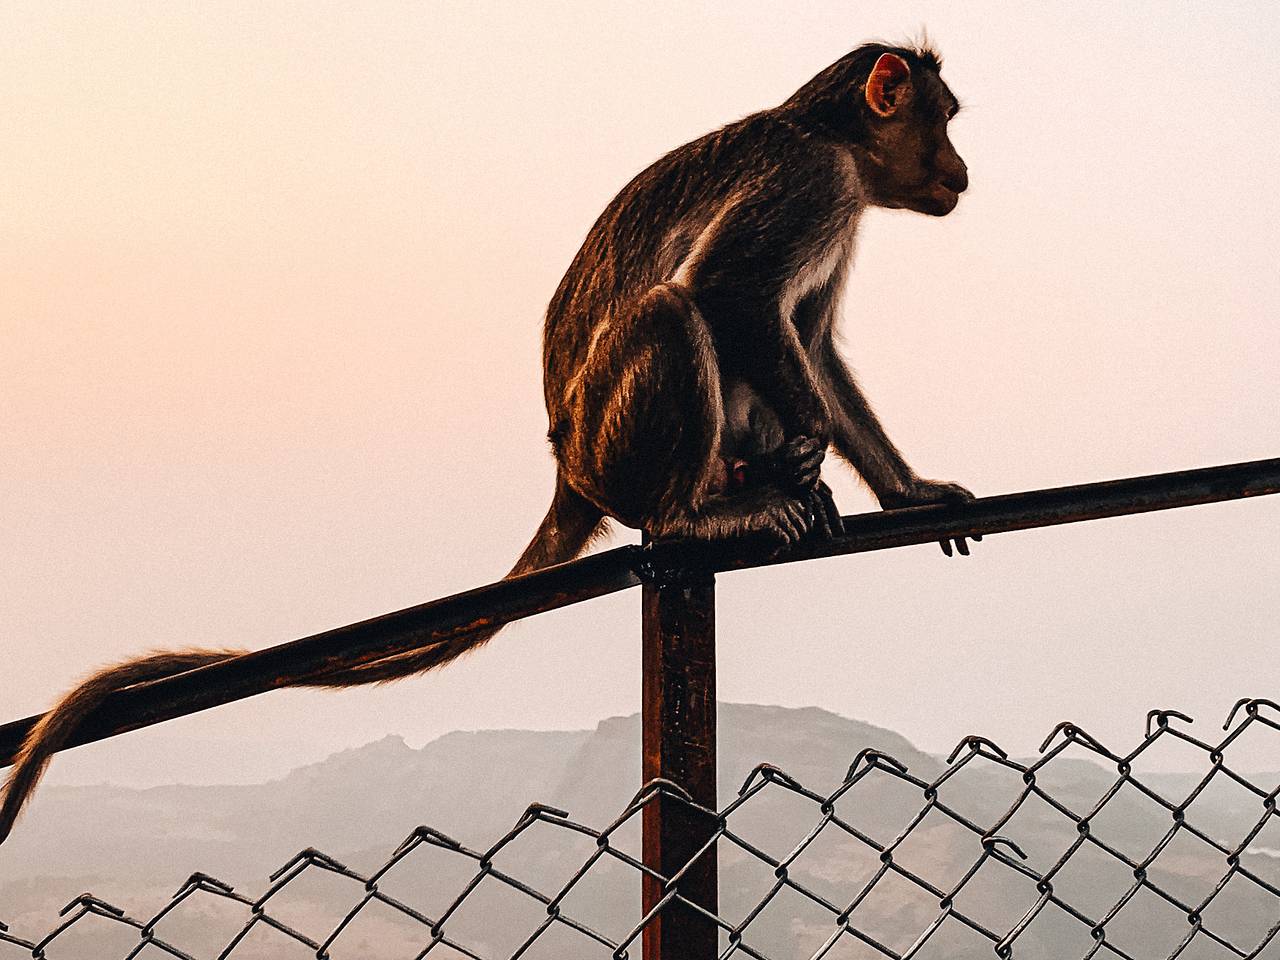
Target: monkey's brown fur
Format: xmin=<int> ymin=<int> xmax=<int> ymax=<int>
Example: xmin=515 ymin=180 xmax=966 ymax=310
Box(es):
xmin=1 ymin=41 xmax=976 ymax=842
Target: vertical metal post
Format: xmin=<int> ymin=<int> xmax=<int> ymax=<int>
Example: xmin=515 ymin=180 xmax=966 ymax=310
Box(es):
xmin=642 ymin=564 xmax=718 ymax=960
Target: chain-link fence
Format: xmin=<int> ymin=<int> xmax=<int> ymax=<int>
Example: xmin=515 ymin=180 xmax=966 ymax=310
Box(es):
xmin=4 ymin=699 xmax=1280 ymax=960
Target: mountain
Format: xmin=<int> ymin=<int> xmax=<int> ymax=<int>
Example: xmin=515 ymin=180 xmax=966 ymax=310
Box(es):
xmin=0 ymin=704 xmax=1275 ymax=960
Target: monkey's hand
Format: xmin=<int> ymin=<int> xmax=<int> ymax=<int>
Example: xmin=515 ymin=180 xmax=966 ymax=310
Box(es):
xmin=789 ymin=404 xmax=834 ymax=452
xmin=760 ymin=435 xmax=826 ymax=490
xmin=879 ymin=478 xmax=980 ymax=557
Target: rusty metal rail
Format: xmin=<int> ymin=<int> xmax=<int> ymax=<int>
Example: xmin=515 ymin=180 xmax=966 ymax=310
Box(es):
xmin=2 ymin=457 xmax=1278 ymax=770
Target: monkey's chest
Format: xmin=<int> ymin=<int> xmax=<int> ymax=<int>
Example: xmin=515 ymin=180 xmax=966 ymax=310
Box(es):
xmin=780 ymin=234 xmax=850 ymax=324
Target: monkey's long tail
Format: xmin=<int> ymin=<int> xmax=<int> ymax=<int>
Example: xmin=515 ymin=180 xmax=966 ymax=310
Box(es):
xmin=0 ymin=477 xmax=604 ymax=844
xmin=0 ymin=649 xmax=244 ymax=843
xmin=296 ymin=477 xmax=606 ymax=687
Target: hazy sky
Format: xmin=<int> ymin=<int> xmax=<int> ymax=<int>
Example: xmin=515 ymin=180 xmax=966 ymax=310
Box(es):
xmin=2 ymin=2 xmax=1279 ymax=795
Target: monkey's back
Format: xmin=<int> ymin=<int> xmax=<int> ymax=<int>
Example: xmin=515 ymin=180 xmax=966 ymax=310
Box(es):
xmin=541 ymin=112 xmax=844 ymax=429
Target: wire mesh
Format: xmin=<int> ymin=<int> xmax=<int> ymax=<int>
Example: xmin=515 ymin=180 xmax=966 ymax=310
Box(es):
xmin=3 ymin=699 xmax=1280 ymax=960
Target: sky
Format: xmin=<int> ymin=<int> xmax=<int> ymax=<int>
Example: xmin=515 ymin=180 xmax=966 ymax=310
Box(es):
xmin=1 ymin=1 xmax=1279 ymax=792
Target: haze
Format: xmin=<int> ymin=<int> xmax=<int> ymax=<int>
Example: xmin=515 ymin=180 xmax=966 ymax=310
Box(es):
xmin=2 ymin=2 xmax=1278 ymax=791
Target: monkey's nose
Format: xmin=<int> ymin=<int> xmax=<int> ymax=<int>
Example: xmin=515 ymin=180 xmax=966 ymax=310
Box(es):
xmin=943 ymin=167 xmax=969 ymax=194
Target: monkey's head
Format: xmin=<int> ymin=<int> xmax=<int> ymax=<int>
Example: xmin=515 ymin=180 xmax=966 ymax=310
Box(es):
xmin=783 ymin=42 xmax=968 ymax=217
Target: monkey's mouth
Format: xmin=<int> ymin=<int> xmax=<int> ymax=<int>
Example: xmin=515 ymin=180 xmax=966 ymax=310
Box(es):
xmin=920 ymin=182 xmax=961 ymax=216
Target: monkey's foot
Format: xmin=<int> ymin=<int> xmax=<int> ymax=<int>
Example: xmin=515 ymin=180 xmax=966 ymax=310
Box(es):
xmin=729 ymin=483 xmax=843 ymax=544
xmin=753 ymin=494 xmax=816 ymax=544
xmin=806 ymin=480 xmax=845 ymax=538
xmin=651 ymin=485 xmax=818 ymax=546
xmin=745 ymin=478 xmax=851 ymax=543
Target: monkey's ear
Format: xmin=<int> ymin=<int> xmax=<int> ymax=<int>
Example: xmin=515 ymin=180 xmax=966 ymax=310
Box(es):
xmin=865 ymin=52 xmax=912 ymax=118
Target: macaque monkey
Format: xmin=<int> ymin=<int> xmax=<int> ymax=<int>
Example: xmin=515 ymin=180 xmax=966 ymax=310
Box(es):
xmin=1 ymin=41 xmax=976 ymax=841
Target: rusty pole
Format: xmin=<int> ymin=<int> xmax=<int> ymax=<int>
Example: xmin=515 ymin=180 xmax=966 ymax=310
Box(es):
xmin=641 ymin=557 xmax=719 ymax=960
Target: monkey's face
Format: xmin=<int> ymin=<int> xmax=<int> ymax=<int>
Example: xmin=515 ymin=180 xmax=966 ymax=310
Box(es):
xmin=857 ymin=53 xmax=968 ymax=217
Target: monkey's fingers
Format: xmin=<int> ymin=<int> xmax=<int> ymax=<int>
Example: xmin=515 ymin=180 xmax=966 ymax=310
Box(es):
xmin=783 ymin=435 xmax=824 ymax=459
xmin=808 ymin=501 xmax=829 ymax=539
xmin=790 ymin=448 xmax=825 ymax=470
xmin=796 ymin=500 xmax=817 ymax=540
xmin=939 ymin=539 xmax=953 ymax=557
xmin=794 ymin=466 xmax=822 ymax=489
xmin=758 ymin=515 xmax=797 ymax=546
xmin=805 ymin=489 xmax=832 ymax=539
xmin=794 ymin=467 xmax=824 ymax=491
xmin=814 ymin=482 xmax=844 ymax=537
xmin=774 ymin=497 xmax=811 ymax=543
xmin=779 ymin=439 xmax=825 ymax=490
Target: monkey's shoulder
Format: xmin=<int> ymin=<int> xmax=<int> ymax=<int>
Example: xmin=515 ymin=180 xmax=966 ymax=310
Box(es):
xmin=607 ymin=113 xmax=860 ymax=221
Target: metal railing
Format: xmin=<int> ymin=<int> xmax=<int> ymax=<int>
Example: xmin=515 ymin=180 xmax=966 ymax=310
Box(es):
xmin=2 ymin=457 xmax=1279 ymax=959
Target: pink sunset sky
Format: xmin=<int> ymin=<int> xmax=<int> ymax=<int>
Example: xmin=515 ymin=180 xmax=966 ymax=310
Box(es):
xmin=2 ymin=1 xmax=1278 ymax=808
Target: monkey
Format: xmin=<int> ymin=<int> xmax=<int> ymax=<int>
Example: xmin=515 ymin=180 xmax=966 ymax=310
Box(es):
xmin=0 ymin=40 xmax=977 ymax=842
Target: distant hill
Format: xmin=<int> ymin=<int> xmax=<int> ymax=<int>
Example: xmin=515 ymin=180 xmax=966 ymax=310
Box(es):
xmin=0 ymin=703 xmax=1275 ymax=959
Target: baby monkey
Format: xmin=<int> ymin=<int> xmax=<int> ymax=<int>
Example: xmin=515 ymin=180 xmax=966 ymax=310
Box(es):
xmin=1 ymin=40 xmax=977 ymax=842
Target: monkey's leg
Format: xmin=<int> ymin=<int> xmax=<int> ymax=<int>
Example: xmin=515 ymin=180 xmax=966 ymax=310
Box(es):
xmin=559 ymin=283 xmax=815 ymax=544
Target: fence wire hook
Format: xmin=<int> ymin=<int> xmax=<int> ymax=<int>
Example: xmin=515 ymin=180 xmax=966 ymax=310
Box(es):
xmin=626 ymin=777 xmax=693 ymax=809
xmin=842 ymin=748 xmax=908 ymax=783
xmin=738 ymin=763 xmax=803 ymax=796
xmin=58 ymin=894 xmax=123 ymax=918
xmin=1146 ymin=709 xmax=1194 ymax=738
xmin=174 ymin=872 xmax=234 ymax=897
xmin=946 ymin=735 xmax=1008 ymax=764
xmin=1224 ymin=698 xmax=1280 ymax=730
xmin=1039 ymin=721 xmax=1108 ymax=756
xmin=1038 ymin=721 xmax=1076 ymax=753
xmin=982 ymin=835 xmax=1029 ymax=861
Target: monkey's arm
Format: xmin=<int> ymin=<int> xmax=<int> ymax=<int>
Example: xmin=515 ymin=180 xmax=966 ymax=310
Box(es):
xmin=817 ymin=335 xmax=973 ymax=509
